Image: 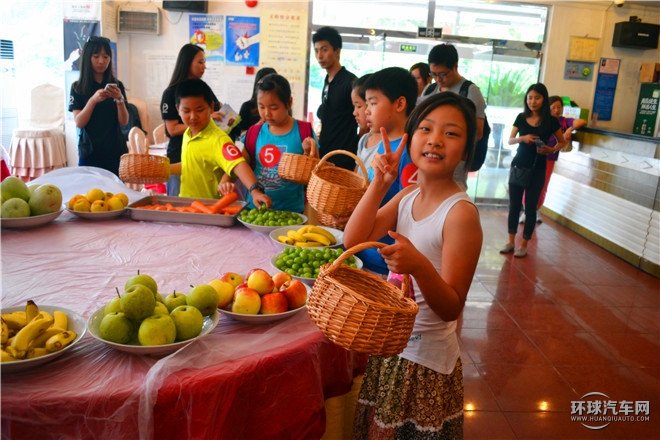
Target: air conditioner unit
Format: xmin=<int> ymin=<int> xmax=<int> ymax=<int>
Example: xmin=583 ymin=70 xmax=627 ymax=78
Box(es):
xmin=117 ymin=6 xmax=160 ymax=35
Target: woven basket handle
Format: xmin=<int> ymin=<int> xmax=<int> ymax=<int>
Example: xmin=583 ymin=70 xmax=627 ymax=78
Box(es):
xmin=305 ymin=138 xmax=317 ymax=158
xmin=314 ymin=149 xmax=368 ymax=187
xmin=330 ymin=241 xmax=411 ymax=300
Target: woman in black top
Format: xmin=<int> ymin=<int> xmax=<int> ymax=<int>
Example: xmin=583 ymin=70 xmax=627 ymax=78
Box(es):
xmin=500 ymin=83 xmax=565 ymax=258
xmin=69 ymin=36 xmax=128 ymax=176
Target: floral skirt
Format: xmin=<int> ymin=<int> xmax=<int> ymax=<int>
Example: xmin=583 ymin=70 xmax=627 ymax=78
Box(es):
xmin=353 ymin=355 xmax=464 ymax=440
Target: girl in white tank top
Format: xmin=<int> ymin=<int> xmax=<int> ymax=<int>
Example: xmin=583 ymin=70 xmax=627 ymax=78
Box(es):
xmin=345 ymin=92 xmax=483 ymax=439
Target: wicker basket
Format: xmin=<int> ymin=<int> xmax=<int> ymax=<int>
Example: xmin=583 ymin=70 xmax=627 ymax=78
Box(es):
xmin=306 ymin=150 xmax=368 ymax=217
xmin=119 ymin=154 xmax=170 ymax=184
xmin=307 ymin=241 xmax=419 ymax=357
xmin=317 ymin=211 xmax=345 ymax=231
xmin=277 ymin=139 xmax=320 ymax=185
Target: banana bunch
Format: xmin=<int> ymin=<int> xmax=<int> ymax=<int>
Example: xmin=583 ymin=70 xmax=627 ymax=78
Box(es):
xmin=1 ymin=300 xmax=77 ymax=362
xmin=277 ymin=225 xmax=337 ymax=247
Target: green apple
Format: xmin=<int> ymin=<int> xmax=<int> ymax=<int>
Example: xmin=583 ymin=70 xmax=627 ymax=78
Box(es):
xmin=27 ymin=183 xmax=41 ymax=197
xmin=99 ymin=312 xmax=134 ymax=344
xmin=120 ymin=284 xmax=156 ymax=321
xmin=138 ymin=314 xmax=176 ymax=346
xmin=187 ymin=284 xmax=220 ymax=316
xmin=1 ymin=198 xmax=30 ymax=218
xmin=170 ymin=305 xmax=204 ymax=341
xmin=125 ymin=272 xmax=159 ymax=298
xmin=104 ymin=294 xmax=122 ymax=315
xmin=164 ymin=291 xmax=188 ymax=313
xmin=153 ymin=302 xmax=169 ymax=316
xmin=28 ymin=184 xmax=62 ymax=216
xmin=208 ymin=279 xmax=235 ymax=309
xmin=1 ymin=176 xmax=30 ymax=202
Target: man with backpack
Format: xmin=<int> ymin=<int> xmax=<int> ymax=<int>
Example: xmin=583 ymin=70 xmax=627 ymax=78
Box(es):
xmin=420 ymin=43 xmax=489 ymax=190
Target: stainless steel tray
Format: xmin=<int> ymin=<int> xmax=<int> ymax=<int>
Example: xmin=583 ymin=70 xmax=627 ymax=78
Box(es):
xmin=127 ymin=195 xmax=246 ymax=227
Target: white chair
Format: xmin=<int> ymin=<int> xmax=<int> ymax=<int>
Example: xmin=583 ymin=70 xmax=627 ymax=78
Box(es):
xmin=152 ymin=123 xmax=167 ymax=145
xmin=125 ymin=127 xmax=149 ymax=191
xmin=9 ymin=84 xmax=67 ymax=181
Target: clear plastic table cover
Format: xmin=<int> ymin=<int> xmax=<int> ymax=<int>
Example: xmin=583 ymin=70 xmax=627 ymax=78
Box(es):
xmin=1 ymin=210 xmax=367 ymax=439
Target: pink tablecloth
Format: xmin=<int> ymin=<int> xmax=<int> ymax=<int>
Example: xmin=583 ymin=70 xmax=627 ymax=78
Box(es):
xmin=9 ymin=128 xmax=67 ymax=181
xmin=1 ymin=213 xmax=367 ymax=439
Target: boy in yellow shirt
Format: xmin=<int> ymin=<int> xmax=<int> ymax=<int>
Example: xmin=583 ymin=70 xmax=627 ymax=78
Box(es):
xmin=170 ymin=78 xmax=271 ymax=208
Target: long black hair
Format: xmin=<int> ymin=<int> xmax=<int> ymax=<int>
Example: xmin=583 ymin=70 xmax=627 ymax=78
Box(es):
xmin=168 ymin=44 xmax=205 ymax=88
xmin=73 ymin=36 xmax=117 ymax=98
xmin=405 ymin=91 xmax=477 ymax=169
xmin=523 ymin=82 xmax=552 ymax=121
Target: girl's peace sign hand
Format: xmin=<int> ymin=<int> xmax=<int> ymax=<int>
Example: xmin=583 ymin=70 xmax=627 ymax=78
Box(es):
xmin=370 ymin=127 xmax=407 ymax=186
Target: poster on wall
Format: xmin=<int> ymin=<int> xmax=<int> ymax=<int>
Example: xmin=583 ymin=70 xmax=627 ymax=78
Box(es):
xmin=63 ymin=20 xmax=99 ymax=71
xmin=564 ymin=61 xmax=593 ymax=81
xmin=260 ymin=11 xmax=307 ymax=83
xmin=189 ymin=14 xmax=226 ymax=62
xmin=592 ymin=58 xmax=620 ymax=121
xmin=226 ymin=16 xmax=260 ymax=66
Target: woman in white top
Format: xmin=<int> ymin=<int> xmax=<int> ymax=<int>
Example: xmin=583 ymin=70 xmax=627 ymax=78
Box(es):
xmin=344 ymin=92 xmax=483 ymax=439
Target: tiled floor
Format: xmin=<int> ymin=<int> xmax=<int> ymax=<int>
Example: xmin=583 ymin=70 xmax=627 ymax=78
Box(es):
xmin=462 ymin=207 xmax=659 ymax=439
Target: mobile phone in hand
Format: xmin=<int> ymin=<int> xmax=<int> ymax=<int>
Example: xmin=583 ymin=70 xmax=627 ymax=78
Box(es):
xmin=104 ymin=83 xmax=117 ymax=91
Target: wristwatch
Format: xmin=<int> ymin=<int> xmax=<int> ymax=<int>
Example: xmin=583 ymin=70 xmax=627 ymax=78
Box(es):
xmin=249 ymin=182 xmax=265 ymax=194
xmin=114 ymin=98 xmax=125 ymax=104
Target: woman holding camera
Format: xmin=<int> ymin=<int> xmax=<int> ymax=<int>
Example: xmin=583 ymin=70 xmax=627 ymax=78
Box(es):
xmin=68 ymin=36 xmax=129 ymax=176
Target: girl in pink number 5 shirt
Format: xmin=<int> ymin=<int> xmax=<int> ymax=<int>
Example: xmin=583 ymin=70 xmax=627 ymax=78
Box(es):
xmin=344 ymin=92 xmax=483 ymax=439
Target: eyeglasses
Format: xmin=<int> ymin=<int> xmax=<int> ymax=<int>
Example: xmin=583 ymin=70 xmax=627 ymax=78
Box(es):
xmin=430 ymin=71 xmax=450 ymax=79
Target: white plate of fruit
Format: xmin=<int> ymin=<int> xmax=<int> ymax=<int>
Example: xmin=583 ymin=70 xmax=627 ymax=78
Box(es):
xmin=271 ymin=247 xmax=363 ymax=285
xmin=237 ymin=207 xmax=307 ymax=235
xmin=213 ymin=269 xmax=310 ymax=324
xmin=269 ymin=224 xmax=343 ymax=250
xmin=1 ymin=177 xmax=65 ymax=229
xmin=66 ymin=188 xmax=128 ymax=220
xmin=1 ymin=302 xmax=87 ymax=373
xmin=87 ymin=272 xmax=220 ymax=356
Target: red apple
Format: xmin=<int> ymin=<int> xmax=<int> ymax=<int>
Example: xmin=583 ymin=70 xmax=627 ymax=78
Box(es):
xmin=232 ymin=286 xmax=261 ymax=315
xmin=272 ymin=271 xmax=292 ymax=289
xmin=280 ymin=279 xmax=308 ymax=310
xmin=247 ymin=268 xmax=275 ymax=295
xmin=259 ymin=292 xmax=288 ymax=314
xmin=219 ymin=272 xmax=244 ymax=289
xmin=233 ymin=282 xmax=248 ymax=300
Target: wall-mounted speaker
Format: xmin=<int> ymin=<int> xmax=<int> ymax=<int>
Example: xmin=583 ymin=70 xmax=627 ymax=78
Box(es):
xmin=612 ymin=21 xmax=659 ymax=49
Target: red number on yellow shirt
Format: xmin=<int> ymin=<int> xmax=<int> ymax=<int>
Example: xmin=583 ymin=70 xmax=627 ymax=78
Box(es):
xmin=222 ymin=143 xmax=242 ymax=161
xmin=259 ymin=144 xmax=282 ymax=168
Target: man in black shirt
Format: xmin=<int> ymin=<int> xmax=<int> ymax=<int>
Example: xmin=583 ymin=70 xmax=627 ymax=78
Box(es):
xmin=312 ymin=26 xmax=358 ymax=170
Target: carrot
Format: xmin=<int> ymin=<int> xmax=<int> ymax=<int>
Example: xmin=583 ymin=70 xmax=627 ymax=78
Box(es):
xmin=221 ymin=205 xmax=243 ymax=215
xmin=154 ymin=205 xmax=168 ymax=211
xmin=190 ymin=200 xmax=215 ymax=214
xmin=211 ymin=191 xmax=239 ymax=214
xmin=165 ymin=203 xmax=176 ymax=211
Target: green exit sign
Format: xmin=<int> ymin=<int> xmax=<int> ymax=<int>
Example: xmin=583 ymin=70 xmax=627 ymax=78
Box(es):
xmin=400 ymin=44 xmax=418 ymax=53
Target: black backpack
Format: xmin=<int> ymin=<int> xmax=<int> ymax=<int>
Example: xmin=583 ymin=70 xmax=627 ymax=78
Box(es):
xmin=459 ymin=80 xmax=490 ymax=171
